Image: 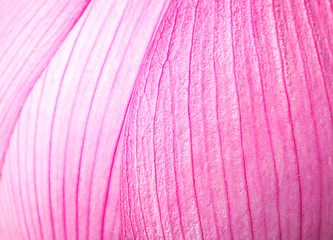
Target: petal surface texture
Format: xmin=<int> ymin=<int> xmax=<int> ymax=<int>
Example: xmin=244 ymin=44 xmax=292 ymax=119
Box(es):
xmin=120 ymin=0 xmax=333 ymax=239
xmin=0 ymin=0 xmax=333 ymax=239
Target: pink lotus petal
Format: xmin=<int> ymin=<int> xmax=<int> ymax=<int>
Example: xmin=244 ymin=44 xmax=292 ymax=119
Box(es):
xmin=1 ymin=0 xmax=333 ymax=239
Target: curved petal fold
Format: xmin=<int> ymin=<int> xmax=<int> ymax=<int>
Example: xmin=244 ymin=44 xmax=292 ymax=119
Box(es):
xmin=0 ymin=0 xmax=170 ymax=239
xmin=0 ymin=0 xmax=91 ymax=174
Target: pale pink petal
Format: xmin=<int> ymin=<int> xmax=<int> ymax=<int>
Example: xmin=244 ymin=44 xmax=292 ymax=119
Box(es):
xmin=0 ymin=0 xmax=169 ymax=239
xmin=0 ymin=0 xmax=91 ymax=174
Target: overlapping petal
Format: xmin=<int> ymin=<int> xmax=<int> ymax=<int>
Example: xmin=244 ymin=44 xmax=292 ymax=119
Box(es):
xmin=0 ymin=0 xmax=333 ymax=239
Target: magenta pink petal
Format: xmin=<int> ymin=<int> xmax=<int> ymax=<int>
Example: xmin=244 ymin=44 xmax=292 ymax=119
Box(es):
xmin=120 ymin=0 xmax=333 ymax=239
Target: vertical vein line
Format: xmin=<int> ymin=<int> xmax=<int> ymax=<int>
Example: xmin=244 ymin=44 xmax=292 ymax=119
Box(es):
xmin=8 ymin=147 xmax=24 ymax=240
xmin=229 ymin=0 xmax=254 ymax=239
xmin=169 ymin=5 xmax=185 ymax=238
xmin=100 ymin=90 xmax=135 ymax=240
xmin=24 ymin=97 xmax=37 ymax=239
xmin=302 ymin=0 xmax=333 ymax=130
xmin=47 ymin=3 xmax=91 ymax=239
xmin=249 ymin=0 xmax=281 ymax=238
xmin=150 ymin=3 xmax=183 ymax=239
xmin=288 ymin=0 xmax=324 ymax=237
xmin=272 ymin=1 xmax=303 ymax=238
xmin=71 ymin=2 xmax=125 ymax=239
xmin=187 ymin=1 xmax=204 ymax=239
xmin=151 ymin=17 xmax=177 ymax=240
xmin=33 ymin=68 xmax=48 ymax=240
xmin=16 ymin=123 xmax=31 ymax=240
xmin=213 ymin=1 xmax=233 ymax=239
